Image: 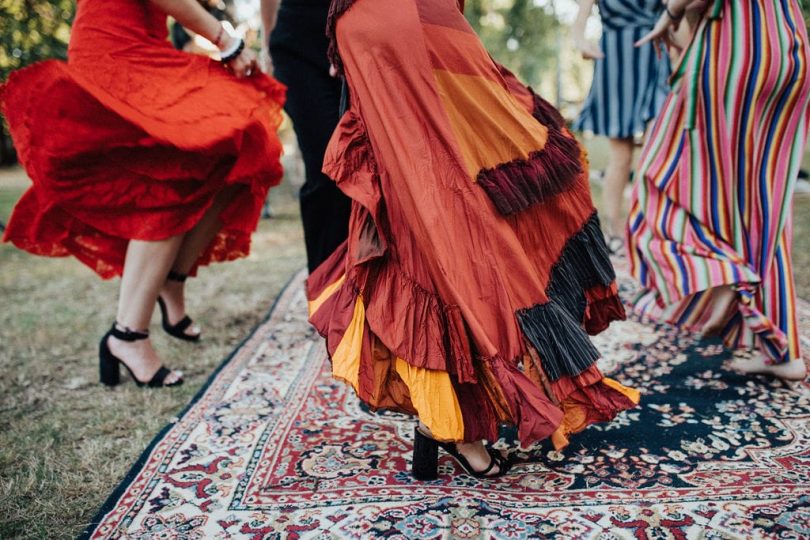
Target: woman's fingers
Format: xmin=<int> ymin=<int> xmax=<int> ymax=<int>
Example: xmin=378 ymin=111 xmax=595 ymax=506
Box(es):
xmin=227 ymin=49 xmax=259 ymax=78
xmin=635 ymin=14 xmax=673 ymax=47
xmin=229 ymin=57 xmax=246 ymax=78
xmin=241 ymin=49 xmax=257 ymax=77
xmin=573 ymin=38 xmax=605 ymax=60
xmin=582 ymin=43 xmax=605 ymax=60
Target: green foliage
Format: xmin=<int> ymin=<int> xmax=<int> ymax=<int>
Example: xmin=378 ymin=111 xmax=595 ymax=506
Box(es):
xmin=464 ymin=0 xmax=560 ymax=88
xmin=0 ymin=0 xmax=75 ymax=82
xmin=0 ymin=1 xmax=75 ymax=163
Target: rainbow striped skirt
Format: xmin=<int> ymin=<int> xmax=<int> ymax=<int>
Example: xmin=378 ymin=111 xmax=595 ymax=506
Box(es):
xmin=628 ymin=0 xmax=810 ymax=363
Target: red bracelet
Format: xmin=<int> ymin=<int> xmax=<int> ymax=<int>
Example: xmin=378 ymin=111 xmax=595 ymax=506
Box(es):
xmin=213 ymin=25 xmax=224 ymax=48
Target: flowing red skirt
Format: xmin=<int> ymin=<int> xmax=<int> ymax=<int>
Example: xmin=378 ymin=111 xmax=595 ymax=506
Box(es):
xmin=0 ymin=0 xmax=286 ymax=278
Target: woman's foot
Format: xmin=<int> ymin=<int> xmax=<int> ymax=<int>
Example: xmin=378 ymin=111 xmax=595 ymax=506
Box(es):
xmin=701 ymin=285 xmax=737 ymax=337
xmin=728 ymin=354 xmax=807 ymax=381
xmin=107 ymin=331 xmax=184 ymax=385
xmin=456 ymin=440 xmax=505 ymax=474
xmin=158 ymin=275 xmax=201 ymax=340
xmin=413 ymin=423 xmax=509 ymax=479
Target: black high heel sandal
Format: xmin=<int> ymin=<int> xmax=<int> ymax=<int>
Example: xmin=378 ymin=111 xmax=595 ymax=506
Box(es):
xmin=157 ymin=270 xmax=200 ymax=342
xmin=99 ymin=323 xmax=184 ymax=388
xmin=412 ymin=426 xmax=511 ymax=480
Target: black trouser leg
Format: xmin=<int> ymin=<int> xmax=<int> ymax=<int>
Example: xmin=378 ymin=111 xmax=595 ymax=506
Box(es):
xmin=271 ymin=46 xmax=351 ymax=273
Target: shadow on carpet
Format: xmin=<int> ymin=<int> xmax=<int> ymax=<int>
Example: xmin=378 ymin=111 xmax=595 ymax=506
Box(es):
xmin=82 ymin=268 xmax=810 ymax=539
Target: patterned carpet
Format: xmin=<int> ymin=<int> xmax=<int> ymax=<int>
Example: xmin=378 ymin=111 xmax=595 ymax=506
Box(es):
xmin=82 ymin=268 xmax=810 ymax=539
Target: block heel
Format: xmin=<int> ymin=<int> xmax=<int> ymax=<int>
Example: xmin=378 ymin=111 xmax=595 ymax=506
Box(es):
xmin=412 ymin=426 xmax=440 ymax=480
xmin=98 ymin=323 xmax=184 ymax=388
xmin=99 ymin=335 xmax=121 ymax=386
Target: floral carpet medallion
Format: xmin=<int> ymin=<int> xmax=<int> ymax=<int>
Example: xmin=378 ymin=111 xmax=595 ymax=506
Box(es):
xmin=83 ymin=269 xmax=810 ymax=539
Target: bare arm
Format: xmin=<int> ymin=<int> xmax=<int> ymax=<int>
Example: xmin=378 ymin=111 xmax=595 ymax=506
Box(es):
xmin=148 ymin=0 xmax=258 ymax=78
xmin=259 ymin=0 xmax=281 ymax=73
xmin=261 ymin=0 xmax=281 ymax=39
xmin=149 ymin=0 xmax=227 ymax=48
xmin=572 ymin=0 xmax=604 ymax=60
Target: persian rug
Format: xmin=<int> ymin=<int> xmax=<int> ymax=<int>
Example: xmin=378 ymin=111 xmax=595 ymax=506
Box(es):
xmin=82 ymin=268 xmax=810 ymax=539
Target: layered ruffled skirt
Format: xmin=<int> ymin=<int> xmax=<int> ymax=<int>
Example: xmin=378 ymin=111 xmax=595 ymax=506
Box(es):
xmin=307 ymin=0 xmax=639 ymax=446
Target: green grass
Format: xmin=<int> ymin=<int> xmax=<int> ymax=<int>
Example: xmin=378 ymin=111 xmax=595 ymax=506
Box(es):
xmin=0 ymin=172 xmax=306 ymax=538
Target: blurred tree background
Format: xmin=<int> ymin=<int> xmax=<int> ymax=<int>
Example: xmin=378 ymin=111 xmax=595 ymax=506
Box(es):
xmin=0 ymin=0 xmax=75 ymax=164
xmin=465 ymin=0 xmax=560 ymax=88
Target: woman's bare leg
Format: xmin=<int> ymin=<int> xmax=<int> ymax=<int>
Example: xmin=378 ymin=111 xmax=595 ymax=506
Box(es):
xmin=702 ymin=285 xmax=807 ymax=381
xmin=158 ymin=187 xmax=242 ymax=332
xmin=109 ymin=236 xmax=185 ymax=383
xmin=701 ymin=284 xmax=737 ymax=337
xmin=418 ymin=421 xmax=504 ymax=475
xmin=603 ymin=137 xmax=634 ymax=238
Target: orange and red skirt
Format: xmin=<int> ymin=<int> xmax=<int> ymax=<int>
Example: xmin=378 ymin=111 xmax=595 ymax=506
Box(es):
xmin=307 ymin=0 xmax=639 ymax=446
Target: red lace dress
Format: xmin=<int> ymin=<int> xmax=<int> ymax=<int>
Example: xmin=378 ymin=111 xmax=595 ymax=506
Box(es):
xmin=0 ymin=0 xmax=286 ymax=278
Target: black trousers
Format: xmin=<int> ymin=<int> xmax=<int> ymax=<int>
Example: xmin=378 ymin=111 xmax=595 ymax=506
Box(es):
xmin=270 ymin=3 xmax=351 ymax=273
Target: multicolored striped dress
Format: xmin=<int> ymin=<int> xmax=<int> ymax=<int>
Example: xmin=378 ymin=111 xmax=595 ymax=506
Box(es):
xmin=627 ymin=0 xmax=810 ymax=363
xmin=306 ymin=0 xmax=639 ymax=447
xmin=574 ymin=0 xmax=671 ymax=138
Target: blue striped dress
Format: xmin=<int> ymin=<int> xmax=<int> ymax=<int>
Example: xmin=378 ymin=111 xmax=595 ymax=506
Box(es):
xmin=574 ymin=0 xmax=671 ymax=139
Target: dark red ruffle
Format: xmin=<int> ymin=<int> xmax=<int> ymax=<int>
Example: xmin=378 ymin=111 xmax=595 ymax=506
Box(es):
xmin=529 ymin=90 xmax=566 ymax=130
xmin=476 ymin=127 xmax=583 ymax=216
xmin=584 ymin=284 xmax=627 ymax=335
xmin=489 ymin=355 xmax=565 ymax=445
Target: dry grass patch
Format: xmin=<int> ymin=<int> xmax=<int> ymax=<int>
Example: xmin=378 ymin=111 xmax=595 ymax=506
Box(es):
xmin=0 ymin=172 xmax=306 ymax=538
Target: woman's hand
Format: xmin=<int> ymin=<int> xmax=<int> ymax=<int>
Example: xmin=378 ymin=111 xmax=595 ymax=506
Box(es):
xmin=227 ymin=47 xmax=258 ymax=78
xmin=634 ymin=13 xmax=675 ymax=51
xmin=574 ymin=35 xmax=605 ymax=60
xmin=635 ymin=0 xmax=708 ymax=53
xmin=220 ymin=34 xmax=258 ymax=78
xmin=572 ymin=0 xmax=603 ymax=60
xmin=635 ymin=0 xmax=692 ymax=49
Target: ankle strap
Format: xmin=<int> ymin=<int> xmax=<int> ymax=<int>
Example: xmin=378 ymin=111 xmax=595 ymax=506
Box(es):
xmin=110 ymin=323 xmax=149 ymax=342
xmin=167 ymin=270 xmax=188 ymax=283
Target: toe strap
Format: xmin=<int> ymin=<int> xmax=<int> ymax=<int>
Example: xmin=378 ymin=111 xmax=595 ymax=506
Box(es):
xmin=148 ymin=366 xmax=183 ymax=387
xmin=169 ymin=316 xmax=194 ymax=333
xmin=477 ymin=453 xmax=499 ymax=477
xmin=487 ymin=447 xmax=512 ymax=473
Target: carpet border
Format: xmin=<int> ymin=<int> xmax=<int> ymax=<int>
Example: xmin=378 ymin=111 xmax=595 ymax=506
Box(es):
xmin=77 ymin=268 xmax=306 ymax=540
